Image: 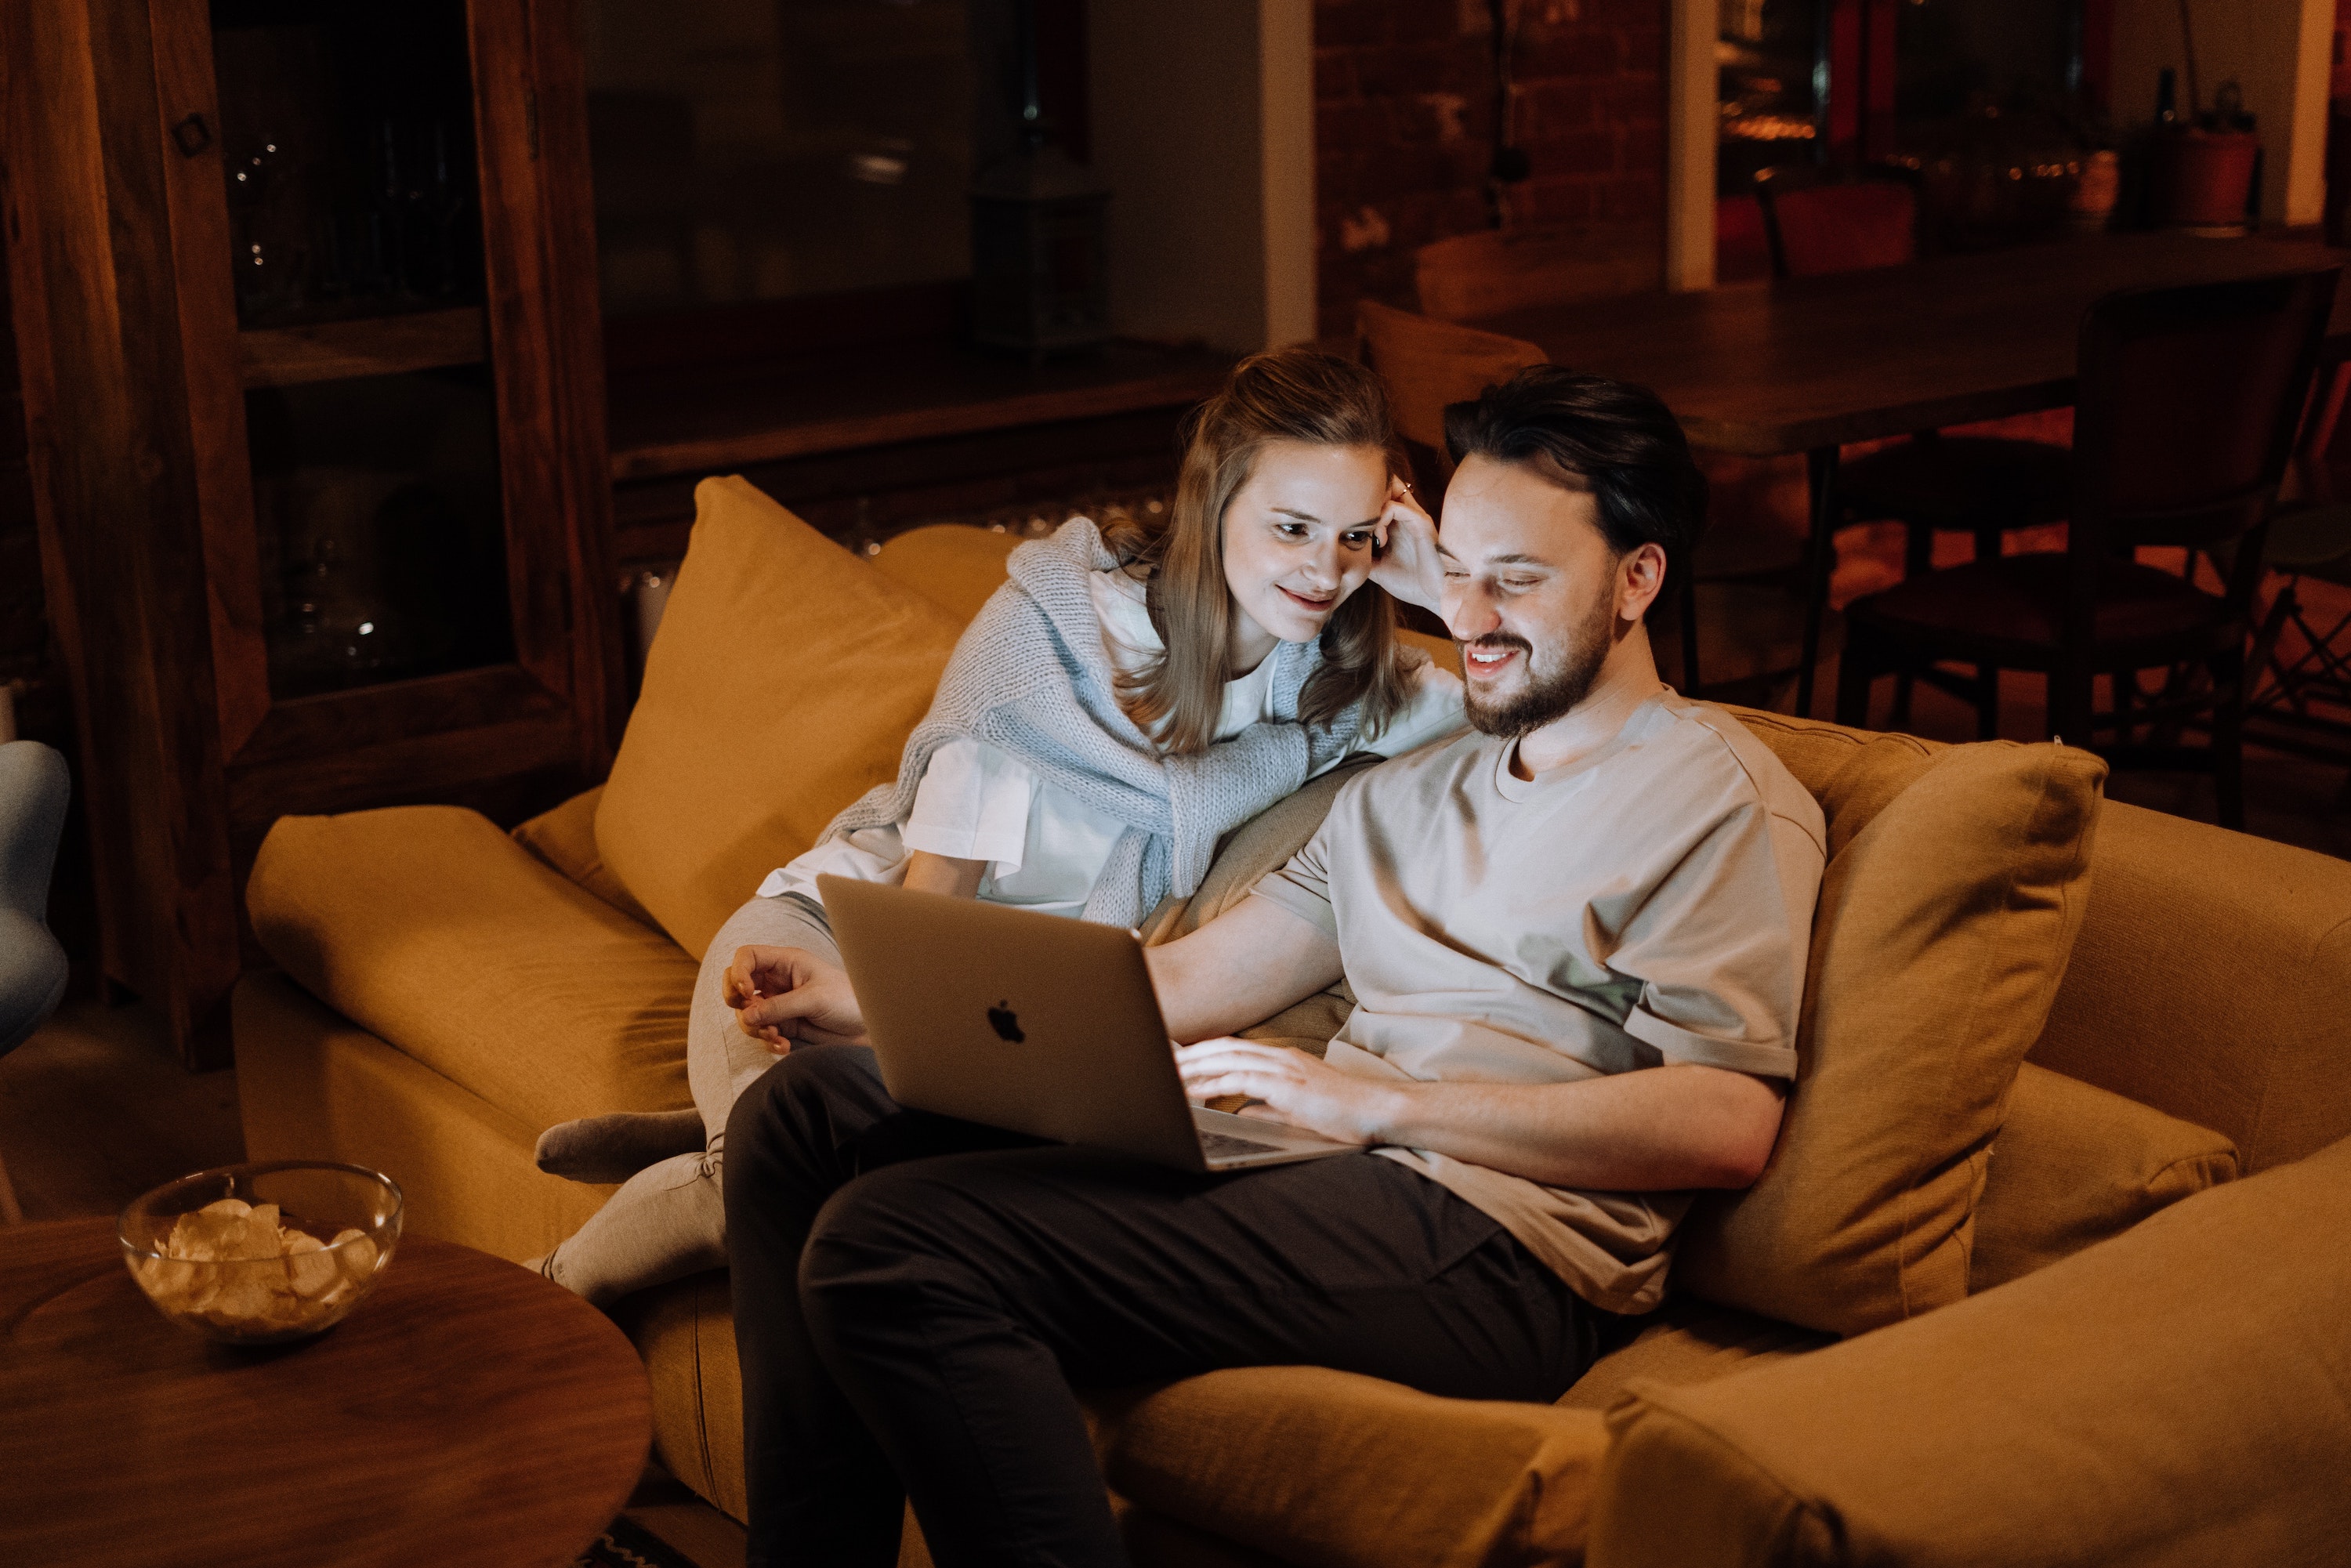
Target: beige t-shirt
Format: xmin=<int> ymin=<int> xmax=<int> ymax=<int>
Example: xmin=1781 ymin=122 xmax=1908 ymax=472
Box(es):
xmin=1250 ymin=690 xmax=1826 ymax=1314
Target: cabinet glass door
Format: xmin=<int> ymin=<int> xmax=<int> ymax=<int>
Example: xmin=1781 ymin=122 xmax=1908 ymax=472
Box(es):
xmin=210 ymin=0 xmax=514 ymax=699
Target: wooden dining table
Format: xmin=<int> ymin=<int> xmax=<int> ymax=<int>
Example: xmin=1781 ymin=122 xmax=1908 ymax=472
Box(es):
xmin=1471 ymin=230 xmax=2351 ymax=715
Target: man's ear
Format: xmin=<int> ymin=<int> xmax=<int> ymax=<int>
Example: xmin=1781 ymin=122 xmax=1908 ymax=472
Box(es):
xmin=1617 ymin=541 xmax=1668 ymax=622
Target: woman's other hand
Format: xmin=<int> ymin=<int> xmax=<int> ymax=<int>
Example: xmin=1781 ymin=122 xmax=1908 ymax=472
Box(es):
xmin=723 ymin=945 xmax=868 ymax=1053
xmin=1370 ymin=476 xmax=1444 ymax=612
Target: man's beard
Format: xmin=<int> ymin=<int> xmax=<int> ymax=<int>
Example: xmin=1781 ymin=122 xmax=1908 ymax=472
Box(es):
xmin=1462 ymin=592 xmax=1617 ymax=738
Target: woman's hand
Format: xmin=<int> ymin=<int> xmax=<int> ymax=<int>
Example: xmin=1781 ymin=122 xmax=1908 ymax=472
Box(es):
xmin=1368 ymin=476 xmax=1444 ymax=614
xmin=723 ymin=945 xmax=868 ymax=1054
xmin=1174 ymin=1038 xmax=1403 ymax=1146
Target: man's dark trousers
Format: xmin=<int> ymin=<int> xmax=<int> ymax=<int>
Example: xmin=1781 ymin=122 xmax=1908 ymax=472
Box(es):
xmin=723 ymin=1045 xmax=1610 ymax=1568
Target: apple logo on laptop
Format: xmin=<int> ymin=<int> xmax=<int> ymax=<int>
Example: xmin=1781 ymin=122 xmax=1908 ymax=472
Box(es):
xmin=986 ymin=1001 xmax=1025 ymax=1044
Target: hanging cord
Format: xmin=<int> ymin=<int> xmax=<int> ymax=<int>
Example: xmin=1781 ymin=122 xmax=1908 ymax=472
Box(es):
xmin=2175 ymin=0 xmax=2201 ymax=120
xmin=1487 ymin=0 xmax=1530 ymax=226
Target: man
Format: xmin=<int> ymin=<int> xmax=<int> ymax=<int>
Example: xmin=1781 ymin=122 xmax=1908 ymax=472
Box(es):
xmin=721 ymin=368 xmax=1828 ymax=1568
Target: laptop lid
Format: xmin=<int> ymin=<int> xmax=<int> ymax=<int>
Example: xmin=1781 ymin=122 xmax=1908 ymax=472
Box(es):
xmin=819 ymin=875 xmax=1209 ymax=1168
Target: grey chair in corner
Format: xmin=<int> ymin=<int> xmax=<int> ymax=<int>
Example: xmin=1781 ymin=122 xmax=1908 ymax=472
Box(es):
xmin=0 ymin=741 xmax=71 ymax=1224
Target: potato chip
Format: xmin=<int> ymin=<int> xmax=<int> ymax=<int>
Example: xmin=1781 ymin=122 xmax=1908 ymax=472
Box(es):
xmin=134 ymin=1204 xmax=388 ymax=1338
xmin=332 ymin=1231 xmax=379 ymax=1280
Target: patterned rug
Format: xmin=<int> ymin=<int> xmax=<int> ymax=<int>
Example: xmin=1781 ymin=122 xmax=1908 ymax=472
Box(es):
xmin=574 ymin=1515 xmax=700 ymax=1568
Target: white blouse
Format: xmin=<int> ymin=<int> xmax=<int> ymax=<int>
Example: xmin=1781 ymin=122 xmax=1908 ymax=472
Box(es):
xmin=759 ymin=568 xmax=1465 ymax=920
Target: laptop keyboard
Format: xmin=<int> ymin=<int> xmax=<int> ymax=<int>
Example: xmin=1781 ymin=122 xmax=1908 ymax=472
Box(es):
xmin=1200 ymin=1130 xmax=1288 ymax=1161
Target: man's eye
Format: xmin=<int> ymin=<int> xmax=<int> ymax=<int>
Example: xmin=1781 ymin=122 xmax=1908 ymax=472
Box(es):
xmin=1502 ymin=578 xmax=1541 ymax=592
xmin=1441 ymin=568 xmax=1469 ymax=580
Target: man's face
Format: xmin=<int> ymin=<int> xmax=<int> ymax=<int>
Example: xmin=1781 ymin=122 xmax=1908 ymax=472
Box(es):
xmin=1436 ymin=454 xmax=1636 ymax=737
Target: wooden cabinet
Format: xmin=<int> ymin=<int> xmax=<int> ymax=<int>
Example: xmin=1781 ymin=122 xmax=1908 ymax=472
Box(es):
xmin=2 ymin=0 xmax=618 ymax=1066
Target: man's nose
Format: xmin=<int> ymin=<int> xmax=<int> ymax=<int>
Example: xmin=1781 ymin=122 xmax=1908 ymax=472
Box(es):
xmin=1444 ymin=579 xmax=1500 ymax=642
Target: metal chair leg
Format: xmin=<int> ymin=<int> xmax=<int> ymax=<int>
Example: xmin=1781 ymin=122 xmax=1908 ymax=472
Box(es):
xmin=1678 ymin=565 xmax=1701 ymax=697
xmin=1835 ymin=620 xmax=1876 ymax=727
xmin=1795 ymin=446 xmax=1841 ymax=719
xmin=2209 ymin=643 xmax=2248 ymax=831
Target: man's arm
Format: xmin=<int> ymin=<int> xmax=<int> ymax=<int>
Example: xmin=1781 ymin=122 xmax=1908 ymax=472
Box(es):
xmin=1176 ymin=1043 xmax=1784 ymax=1190
xmin=1145 ymin=896 xmax=1346 ymax=1044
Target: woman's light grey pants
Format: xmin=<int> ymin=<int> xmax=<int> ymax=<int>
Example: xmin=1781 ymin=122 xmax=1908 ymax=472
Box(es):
xmin=541 ymin=893 xmax=838 ymax=1306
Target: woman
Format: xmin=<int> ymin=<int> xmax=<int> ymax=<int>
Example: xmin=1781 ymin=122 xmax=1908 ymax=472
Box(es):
xmin=531 ymin=345 xmax=1460 ymax=1305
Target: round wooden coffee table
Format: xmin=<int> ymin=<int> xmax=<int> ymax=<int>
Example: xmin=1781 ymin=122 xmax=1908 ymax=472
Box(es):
xmin=0 ymin=1218 xmax=653 ymax=1568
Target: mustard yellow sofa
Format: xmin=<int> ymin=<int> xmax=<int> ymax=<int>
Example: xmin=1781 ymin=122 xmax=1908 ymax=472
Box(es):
xmin=237 ymin=477 xmax=2351 ymax=1567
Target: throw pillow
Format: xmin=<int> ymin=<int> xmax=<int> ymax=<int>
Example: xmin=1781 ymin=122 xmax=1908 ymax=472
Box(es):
xmin=1970 ymin=1061 xmax=2237 ymax=1291
xmin=1672 ymin=715 xmax=2107 ymax=1336
xmin=595 ymin=476 xmax=965 ymax=960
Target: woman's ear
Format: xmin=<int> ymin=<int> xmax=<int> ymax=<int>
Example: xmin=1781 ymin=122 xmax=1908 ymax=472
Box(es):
xmin=1617 ymin=541 xmax=1668 ymax=623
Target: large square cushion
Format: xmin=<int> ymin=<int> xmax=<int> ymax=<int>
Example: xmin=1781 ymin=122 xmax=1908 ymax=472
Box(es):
xmin=1680 ymin=714 xmax=2109 ymax=1335
xmin=596 ymin=476 xmax=966 ymax=959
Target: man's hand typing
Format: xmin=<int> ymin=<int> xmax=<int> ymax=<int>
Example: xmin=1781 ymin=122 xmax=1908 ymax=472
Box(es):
xmin=1175 ymin=1038 xmax=1396 ymax=1146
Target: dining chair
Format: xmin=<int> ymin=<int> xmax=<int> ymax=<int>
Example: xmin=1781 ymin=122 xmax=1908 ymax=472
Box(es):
xmin=1 ymin=740 xmax=73 ymax=1225
xmin=1355 ymin=299 xmax=1547 ymax=496
xmin=1353 ymin=299 xmax=1715 ymax=695
xmin=1835 ymin=266 xmax=2342 ymax=829
xmin=1759 ymin=165 xmax=2075 ymax=720
xmin=1411 ymin=220 xmax=1661 ymax=324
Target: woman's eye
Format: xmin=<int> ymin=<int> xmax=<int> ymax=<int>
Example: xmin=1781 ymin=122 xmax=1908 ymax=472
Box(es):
xmin=1273 ymin=521 xmax=1310 ymax=540
xmin=1339 ymin=530 xmax=1375 ymax=550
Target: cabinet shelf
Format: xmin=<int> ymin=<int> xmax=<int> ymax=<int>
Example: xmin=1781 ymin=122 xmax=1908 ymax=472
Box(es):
xmin=238 ymin=307 xmax=488 ymax=389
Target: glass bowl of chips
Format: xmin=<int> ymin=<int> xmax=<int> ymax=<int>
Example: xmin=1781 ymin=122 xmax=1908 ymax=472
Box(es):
xmin=118 ymin=1161 xmax=404 ymax=1345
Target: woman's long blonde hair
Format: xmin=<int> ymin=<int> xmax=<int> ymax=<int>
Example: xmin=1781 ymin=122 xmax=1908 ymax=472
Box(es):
xmin=1100 ymin=347 xmax=1415 ymax=757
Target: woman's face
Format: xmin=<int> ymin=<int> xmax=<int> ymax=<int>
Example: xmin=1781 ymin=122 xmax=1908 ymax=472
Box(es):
xmin=1219 ymin=440 xmax=1390 ymax=664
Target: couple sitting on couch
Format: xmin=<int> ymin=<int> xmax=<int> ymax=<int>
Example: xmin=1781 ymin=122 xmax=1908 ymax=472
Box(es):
xmin=538 ymin=349 xmax=1828 ymax=1566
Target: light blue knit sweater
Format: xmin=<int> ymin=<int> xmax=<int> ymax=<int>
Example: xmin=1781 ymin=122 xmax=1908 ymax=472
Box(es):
xmin=818 ymin=518 xmax=1376 ymax=928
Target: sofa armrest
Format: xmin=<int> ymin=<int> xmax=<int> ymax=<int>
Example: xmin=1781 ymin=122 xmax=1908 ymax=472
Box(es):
xmin=1588 ymin=1133 xmax=2351 ymax=1568
xmin=1092 ymin=1367 xmax=1607 ymax=1568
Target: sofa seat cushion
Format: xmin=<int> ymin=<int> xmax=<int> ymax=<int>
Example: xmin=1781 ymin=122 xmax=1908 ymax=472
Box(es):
xmin=1092 ymin=1366 xmax=1609 ymax=1568
xmin=596 ymin=476 xmax=966 ymax=961
xmin=513 ymin=784 xmax=655 ymax=927
xmin=1970 ymin=1061 xmax=2238 ymax=1291
xmin=1587 ymin=1132 xmax=2351 ymax=1568
xmin=1558 ymin=1297 xmax=1832 ymax=1412
xmin=1673 ymin=713 xmax=2108 ymax=1337
xmin=248 ymin=805 xmax=698 ymax=1133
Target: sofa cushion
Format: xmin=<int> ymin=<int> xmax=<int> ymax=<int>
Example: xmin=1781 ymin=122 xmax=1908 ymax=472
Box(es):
xmin=1970 ymin=1061 xmax=2238 ymax=1292
xmin=512 ymin=785 xmax=655 ymax=926
xmin=596 ymin=476 xmax=965 ymax=960
xmin=1675 ymin=715 xmax=2107 ymax=1336
xmin=2028 ymin=798 xmax=2351 ymax=1174
xmin=1557 ymin=1296 xmax=1831 ymax=1412
xmin=1092 ymin=1366 xmax=1609 ymax=1568
xmin=248 ymin=805 xmax=697 ymax=1133
xmin=868 ymin=523 xmax=1023 ymax=625
xmin=1586 ymin=1132 xmax=2351 ymax=1568
xmin=234 ymin=971 xmax=618 ymax=1262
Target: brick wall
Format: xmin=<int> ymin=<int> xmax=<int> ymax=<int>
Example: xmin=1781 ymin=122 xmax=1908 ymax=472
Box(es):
xmin=1314 ymin=0 xmax=1668 ymax=339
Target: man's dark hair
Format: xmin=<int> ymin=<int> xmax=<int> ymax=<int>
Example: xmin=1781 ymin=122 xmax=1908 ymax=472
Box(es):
xmin=1443 ymin=366 xmax=1708 ymax=577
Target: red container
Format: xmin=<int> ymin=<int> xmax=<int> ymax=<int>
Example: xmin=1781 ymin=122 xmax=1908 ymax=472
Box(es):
xmin=2153 ymin=129 xmax=2261 ymax=229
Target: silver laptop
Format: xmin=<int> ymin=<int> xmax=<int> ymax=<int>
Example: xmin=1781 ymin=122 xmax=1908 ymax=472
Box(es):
xmin=820 ymin=875 xmax=1359 ymax=1172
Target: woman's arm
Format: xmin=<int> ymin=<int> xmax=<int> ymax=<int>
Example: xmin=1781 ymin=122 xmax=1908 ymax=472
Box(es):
xmin=904 ymin=850 xmax=987 ymax=898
